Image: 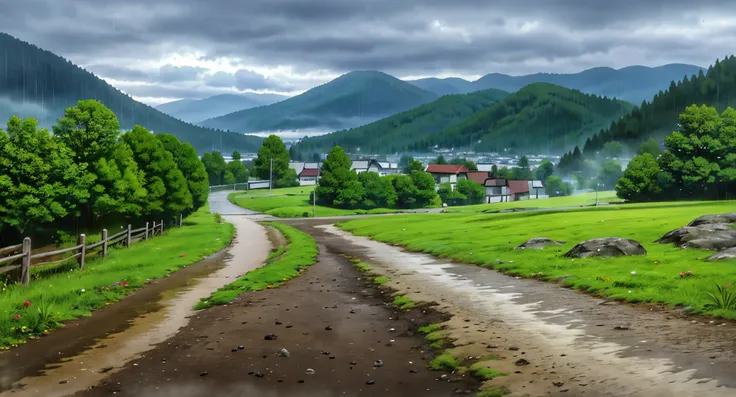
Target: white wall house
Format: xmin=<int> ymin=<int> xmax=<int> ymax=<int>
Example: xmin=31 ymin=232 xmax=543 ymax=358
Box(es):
xmin=426 ymin=164 xmax=469 ymax=190
xmin=351 ymin=160 xmax=382 ymax=174
xmin=298 ymin=168 xmax=319 ymax=186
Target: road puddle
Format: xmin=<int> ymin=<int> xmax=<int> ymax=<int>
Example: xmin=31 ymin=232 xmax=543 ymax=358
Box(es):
xmin=321 ymin=224 xmax=736 ymax=397
xmin=0 ymin=216 xmax=270 ymax=397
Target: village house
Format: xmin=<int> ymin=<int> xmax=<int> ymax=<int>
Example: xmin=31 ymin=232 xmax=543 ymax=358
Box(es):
xmin=483 ymin=179 xmax=547 ymax=203
xmin=298 ymin=168 xmax=319 ymax=186
xmin=350 ymin=160 xmax=382 ymax=174
xmin=466 ymin=171 xmax=492 ymax=185
xmin=289 ymin=161 xmax=321 ymax=176
xmin=426 ymin=164 xmax=469 ymax=190
xmin=377 ymin=161 xmax=402 ymax=176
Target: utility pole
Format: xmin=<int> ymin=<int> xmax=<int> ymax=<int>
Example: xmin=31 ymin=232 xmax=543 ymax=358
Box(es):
xmin=313 ymin=168 xmax=319 ymax=218
xmin=269 ymin=158 xmax=273 ymax=196
xmin=595 ymin=183 xmax=600 ymax=208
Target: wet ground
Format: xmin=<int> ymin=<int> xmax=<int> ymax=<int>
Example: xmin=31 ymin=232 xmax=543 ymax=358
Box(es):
xmin=281 ymin=218 xmax=736 ymax=397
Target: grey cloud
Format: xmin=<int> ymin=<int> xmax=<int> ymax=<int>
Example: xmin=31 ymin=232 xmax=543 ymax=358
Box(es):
xmin=155 ymin=64 xmax=206 ymax=83
xmin=2 ymin=0 xmax=733 ymax=98
xmin=86 ymin=64 xmax=151 ymax=80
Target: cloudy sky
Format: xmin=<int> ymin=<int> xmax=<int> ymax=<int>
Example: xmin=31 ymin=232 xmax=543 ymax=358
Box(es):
xmin=2 ymin=0 xmax=733 ymax=105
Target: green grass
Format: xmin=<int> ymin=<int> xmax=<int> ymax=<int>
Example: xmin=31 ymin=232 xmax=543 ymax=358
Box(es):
xmin=428 ymin=352 xmax=460 ymax=371
xmin=227 ymin=187 xmax=399 ymax=218
xmin=446 ymin=191 xmax=619 ymax=213
xmin=0 ymin=206 xmax=234 ymax=349
xmin=353 ymin=261 xmax=373 ymax=272
xmin=475 ymin=387 xmax=511 ymax=397
xmin=195 ymin=222 xmax=317 ymax=309
xmin=418 ymin=323 xmax=442 ymax=334
xmin=373 ymin=276 xmax=390 ymax=285
xmin=392 ymin=295 xmax=416 ymax=310
xmin=339 ymin=200 xmax=736 ymax=318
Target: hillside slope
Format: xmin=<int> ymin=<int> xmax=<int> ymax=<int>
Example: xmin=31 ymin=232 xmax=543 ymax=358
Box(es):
xmin=156 ymin=93 xmax=287 ymax=123
xmin=291 ymin=88 xmax=509 ymax=156
xmin=577 ymin=55 xmax=736 ymax=156
xmin=428 ymin=83 xmax=634 ymax=153
xmin=408 ymin=64 xmax=704 ymax=105
xmin=199 ymin=70 xmax=438 ymax=133
xmin=0 ymin=33 xmax=261 ymax=153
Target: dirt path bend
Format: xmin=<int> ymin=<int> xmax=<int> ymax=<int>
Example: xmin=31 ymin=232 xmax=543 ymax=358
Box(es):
xmin=72 ymin=240 xmax=478 ymax=397
xmin=0 ymin=193 xmax=272 ymax=397
xmin=281 ymin=219 xmax=736 ymax=397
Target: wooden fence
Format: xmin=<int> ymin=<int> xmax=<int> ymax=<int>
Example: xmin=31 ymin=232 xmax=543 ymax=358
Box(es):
xmin=0 ymin=219 xmax=170 ymax=285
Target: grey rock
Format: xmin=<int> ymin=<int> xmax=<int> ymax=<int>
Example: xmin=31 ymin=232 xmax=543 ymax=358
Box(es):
xmin=687 ymin=213 xmax=736 ymax=227
xmin=515 ymin=237 xmax=565 ymax=250
xmin=564 ymin=238 xmax=647 ymax=258
xmin=278 ymin=348 xmax=291 ymax=358
xmin=708 ymin=247 xmax=736 ymax=261
xmin=656 ymin=224 xmax=736 ymax=251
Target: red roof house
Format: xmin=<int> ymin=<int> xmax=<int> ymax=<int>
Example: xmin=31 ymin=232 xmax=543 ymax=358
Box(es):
xmin=466 ymin=171 xmax=491 ymax=185
xmin=299 ymin=168 xmax=319 ymax=178
xmin=425 ymin=164 xmax=469 ymax=174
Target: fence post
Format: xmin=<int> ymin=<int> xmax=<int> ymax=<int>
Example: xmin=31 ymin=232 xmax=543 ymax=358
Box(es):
xmin=78 ymin=234 xmax=86 ymax=269
xmin=20 ymin=237 xmax=31 ymax=285
xmin=160 ymin=219 xmax=164 ymax=235
xmin=127 ymin=224 xmax=132 ymax=248
xmin=145 ymin=222 xmax=149 ymax=240
xmin=179 ymin=213 xmax=183 ymax=228
xmin=102 ymin=229 xmax=108 ymax=258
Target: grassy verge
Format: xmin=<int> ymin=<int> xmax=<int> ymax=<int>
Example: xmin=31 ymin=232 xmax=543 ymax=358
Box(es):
xmin=0 ymin=205 xmax=234 ymax=349
xmin=445 ymin=190 xmax=619 ymax=214
xmin=338 ymin=200 xmax=736 ymax=318
xmin=195 ymin=222 xmax=317 ymax=309
xmin=227 ymin=187 xmax=399 ymax=218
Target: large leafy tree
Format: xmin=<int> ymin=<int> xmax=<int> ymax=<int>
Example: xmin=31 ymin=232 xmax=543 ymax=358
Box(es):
xmin=408 ymin=158 xmax=424 ymax=173
xmin=254 ymin=135 xmax=292 ymax=187
xmin=358 ymin=172 xmax=397 ymax=208
xmin=157 ymin=133 xmax=209 ymax=213
xmin=597 ymin=159 xmax=623 ymax=189
xmin=54 ymin=100 xmax=147 ymax=223
xmin=410 ymin=169 xmax=441 ymax=207
xmin=456 ymin=179 xmax=485 ymax=204
xmin=390 ymin=174 xmax=418 ymax=208
xmin=122 ymin=126 xmax=193 ymax=216
xmin=535 ymin=159 xmax=555 ymax=181
xmin=616 ymin=153 xmax=662 ymax=201
xmin=636 ymin=139 xmax=662 ymax=157
xmin=202 ymin=151 xmax=228 ymax=186
xmin=0 ymin=116 xmax=85 ymax=233
xmin=227 ymin=160 xmax=250 ymax=184
xmin=315 ymin=146 xmax=364 ymax=207
xmin=545 ymin=176 xmax=568 ymax=197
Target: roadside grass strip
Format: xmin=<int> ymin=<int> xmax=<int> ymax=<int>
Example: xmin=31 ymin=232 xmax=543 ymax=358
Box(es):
xmin=0 ymin=206 xmax=234 ymax=349
xmin=338 ymin=200 xmax=736 ymax=318
xmin=195 ymin=222 xmax=317 ymax=309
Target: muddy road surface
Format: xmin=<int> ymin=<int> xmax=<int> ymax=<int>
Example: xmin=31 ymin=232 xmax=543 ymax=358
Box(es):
xmin=279 ymin=218 xmax=736 ymax=397
xmin=72 ymin=240 xmax=477 ymax=397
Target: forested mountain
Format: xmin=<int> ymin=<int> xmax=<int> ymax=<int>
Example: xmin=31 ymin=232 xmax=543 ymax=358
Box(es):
xmin=573 ymin=56 xmax=736 ymax=158
xmin=408 ymin=64 xmax=703 ymax=105
xmin=155 ymin=93 xmax=288 ymax=123
xmin=0 ymin=33 xmax=262 ymax=153
xmin=290 ymin=88 xmax=508 ymax=157
xmin=199 ymin=70 xmax=438 ymax=133
xmin=427 ymin=83 xmax=634 ymax=153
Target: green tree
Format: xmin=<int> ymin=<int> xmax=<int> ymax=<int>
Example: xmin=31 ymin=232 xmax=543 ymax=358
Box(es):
xmin=254 ymin=135 xmax=291 ymax=187
xmin=597 ymin=159 xmax=623 ymax=189
xmin=435 ymin=155 xmax=447 ymax=164
xmin=490 ymin=164 xmax=499 ymax=178
xmin=316 ymin=146 xmax=364 ymax=207
xmin=408 ymin=158 xmax=424 ymax=173
xmin=277 ymin=168 xmax=300 ymax=188
xmin=601 ymin=141 xmax=624 ymax=158
xmin=636 ymin=139 xmax=662 ymax=157
xmin=0 ymin=116 xmax=85 ymax=233
xmin=411 ymin=170 xmax=441 ymax=207
xmin=535 ymin=159 xmax=555 ymax=181
xmin=202 ymin=151 xmax=227 ymax=186
xmin=358 ymin=172 xmax=397 ymax=208
xmin=498 ymin=167 xmax=513 ymax=179
xmin=438 ymin=182 xmax=466 ymax=205
xmin=616 ymin=153 xmax=662 ymax=201
xmin=390 ymin=174 xmax=418 ymax=208
xmin=223 ymin=170 xmax=236 ymax=185
xmin=121 ymin=126 xmax=193 ymax=216
xmin=232 ymin=149 xmax=241 ymax=161
xmin=227 ymin=160 xmax=250 ymax=183
xmin=456 ymin=179 xmax=485 ymax=204
xmin=450 ymin=157 xmax=478 ymax=171
xmin=518 ymin=156 xmax=530 ymax=168
xmin=54 ymin=100 xmax=147 ymax=223
xmin=545 ymin=176 xmax=567 ymax=197
xmin=157 ymin=134 xmax=209 ymax=213
xmin=398 ymin=155 xmax=412 ymax=170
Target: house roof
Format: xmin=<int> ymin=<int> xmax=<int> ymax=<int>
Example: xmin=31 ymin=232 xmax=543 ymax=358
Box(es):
xmin=466 ymin=171 xmax=491 ymax=185
xmin=484 ymin=178 xmax=508 ymax=187
xmin=531 ymin=180 xmax=544 ymax=188
xmin=289 ymin=162 xmax=305 ymax=175
xmin=508 ymin=180 xmax=530 ymax=194
xmin=476 ymin=163 xmax=497 ymax=172
xmin=300 ymin=168 xmax=319 ymax=177
xmin=426 ymin=164 xmax=469 ymax=174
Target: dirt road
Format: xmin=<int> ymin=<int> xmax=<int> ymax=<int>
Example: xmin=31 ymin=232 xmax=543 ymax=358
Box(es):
xmin=281 ymin=218 xmax=736 ymax=397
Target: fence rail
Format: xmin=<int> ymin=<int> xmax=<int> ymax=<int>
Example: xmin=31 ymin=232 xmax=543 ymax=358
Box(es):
xmin=0 ymin=218 xmax=171 ymax=285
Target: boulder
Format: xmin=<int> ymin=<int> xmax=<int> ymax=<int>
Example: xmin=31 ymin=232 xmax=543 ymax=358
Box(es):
xmin=687 ymin=213 xmax=736 ymax=227
xmin=515 ymin=237 xmax=565 ymax=250
xmin=563 ymin=237 xmax=647 ymax=258
xmin=708 ymin=247 xmax=736 ymax=261
xmin=656 ymin=224 xmax=736 ymax=251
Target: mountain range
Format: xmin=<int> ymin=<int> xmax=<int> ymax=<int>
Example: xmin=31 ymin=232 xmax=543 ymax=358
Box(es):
xmin=408 ymin=64 xmax=704 ymax=105
xmin=199 ymin=70 xmax=438 ymax=134
xmin=155 ymin=93 xmax=287 ymax=123
xmin=0 ymin=33 xmax=262 ymax=153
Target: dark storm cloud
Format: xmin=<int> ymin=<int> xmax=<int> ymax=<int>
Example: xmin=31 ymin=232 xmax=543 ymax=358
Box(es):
xmin=2 ymin=0 xmax=734 ymax=100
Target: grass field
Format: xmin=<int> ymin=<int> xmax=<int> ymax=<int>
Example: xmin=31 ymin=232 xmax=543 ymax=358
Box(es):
xmin=338 ymin=200 xmax=736 ymax=318
xmin=228 ymin=187 xmax=399 ymax=218
xmin=195 ymin=222 xmax=317 ymax=308
xmin=0 ymin=206 xmax=234 ymax=348
xmin=446 ymin=191 xmax=620 ymax=213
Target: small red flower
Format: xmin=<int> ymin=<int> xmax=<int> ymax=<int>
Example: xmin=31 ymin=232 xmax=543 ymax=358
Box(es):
xmin=23 ymin=301 xmax=30 ymax=308
xmin=726 ymin=283 xmax=732 ymax=288
xmin=13 ymin=314 xmax=21 ymax=321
